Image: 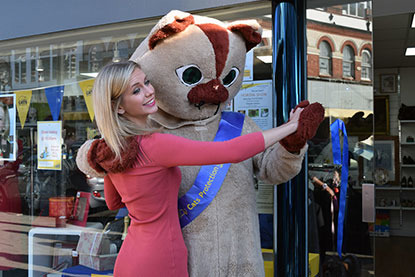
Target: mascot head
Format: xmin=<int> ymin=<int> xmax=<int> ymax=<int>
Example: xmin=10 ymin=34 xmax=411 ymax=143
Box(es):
xmin=130 ymin=10 xmax=262 ymax=121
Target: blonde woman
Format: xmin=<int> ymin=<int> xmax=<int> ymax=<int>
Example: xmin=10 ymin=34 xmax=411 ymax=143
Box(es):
xmin=76 ymin=61 xmax=306 ymax=277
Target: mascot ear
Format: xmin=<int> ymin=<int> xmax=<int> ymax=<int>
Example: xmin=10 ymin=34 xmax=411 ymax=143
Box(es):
xmin=227 ymin=20 xmax=262 ymax=52
xmin=148 ymin=10 xmax=195 ymax=50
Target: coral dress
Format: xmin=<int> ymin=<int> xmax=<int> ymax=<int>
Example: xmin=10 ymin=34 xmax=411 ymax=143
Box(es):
xmin=102 ymin=132 xmax=264 ymax=277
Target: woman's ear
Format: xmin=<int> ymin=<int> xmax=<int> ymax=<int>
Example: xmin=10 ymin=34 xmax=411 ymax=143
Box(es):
xmin=117 ymin=106 xmax=125 ymax=115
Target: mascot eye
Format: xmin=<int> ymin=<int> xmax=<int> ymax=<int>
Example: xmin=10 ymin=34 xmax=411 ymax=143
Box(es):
xmin=222 ymin=67 xmax=239 ymax=87
xmin=176 ymin=65 xmax=204 ymax=86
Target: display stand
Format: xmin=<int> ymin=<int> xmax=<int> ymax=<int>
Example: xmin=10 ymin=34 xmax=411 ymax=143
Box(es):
xmin=28 ymin=222 xmax=103 ymax=277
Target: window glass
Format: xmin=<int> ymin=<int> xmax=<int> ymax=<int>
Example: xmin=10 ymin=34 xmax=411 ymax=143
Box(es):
xmin=0 ymin=2 xmax=274 ymax=275
xmin=361 ymin=50 xmax=372 ymax=80
xmin=307 ymin=1 xmax=374 ymax=276
xmin=319 ymin=41 xmax=332 ymax=75
xmin=343 ymin=45 xmax=355 ymax=77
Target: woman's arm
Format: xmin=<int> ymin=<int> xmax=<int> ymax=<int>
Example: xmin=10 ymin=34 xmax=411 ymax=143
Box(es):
xmin=104 ymin=175 xmax=125 ymax=210
xmin=143 ymin=108 xmax=303 ymax=167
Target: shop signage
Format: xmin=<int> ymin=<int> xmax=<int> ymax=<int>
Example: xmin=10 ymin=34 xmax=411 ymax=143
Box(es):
xmin=37 ymin=121 xmax=62 ymax=170
xmin=234 ymin=80 xmax=273 ymax=130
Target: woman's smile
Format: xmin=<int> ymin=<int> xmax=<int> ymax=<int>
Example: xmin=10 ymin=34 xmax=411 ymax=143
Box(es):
xmin=143 ymin=98 xmax=156 ymax=107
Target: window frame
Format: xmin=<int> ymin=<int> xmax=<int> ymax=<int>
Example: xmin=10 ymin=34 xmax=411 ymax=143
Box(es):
xmin=319 ymin=40 xmax=332 ymax=76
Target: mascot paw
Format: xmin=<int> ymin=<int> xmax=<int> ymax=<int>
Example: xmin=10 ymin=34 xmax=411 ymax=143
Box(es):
xmin=280 ymin=102 xmax=325 ymax=153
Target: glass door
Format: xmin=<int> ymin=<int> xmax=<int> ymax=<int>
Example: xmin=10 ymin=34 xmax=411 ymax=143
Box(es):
xmin=306 ymin=1 xmax=375 ymax=276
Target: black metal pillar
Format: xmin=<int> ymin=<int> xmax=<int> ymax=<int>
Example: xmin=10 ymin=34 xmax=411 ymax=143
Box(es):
xmin=272 ymin=0 xmax=308 ymax=276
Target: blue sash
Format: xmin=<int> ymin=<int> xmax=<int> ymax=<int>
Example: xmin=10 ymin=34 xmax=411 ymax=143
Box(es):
xmin=178 ymin=111 xmax=245 ymax=228
xmin=330 ymin=119 xmax=349 ymax=258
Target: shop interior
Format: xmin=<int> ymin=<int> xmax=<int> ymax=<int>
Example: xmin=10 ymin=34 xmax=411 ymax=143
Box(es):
xmin=0 ymin=0 xmax=414 ymax=276
xmin=371 ymin=8 xmax=415 ymax=277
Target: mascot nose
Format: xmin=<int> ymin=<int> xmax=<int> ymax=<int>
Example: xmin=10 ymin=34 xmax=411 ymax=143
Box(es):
xmin=187 ymin=79 xmax=229 ymax=105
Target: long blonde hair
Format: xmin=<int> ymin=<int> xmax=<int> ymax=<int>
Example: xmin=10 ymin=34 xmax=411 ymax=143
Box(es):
xmin=93 ymin=61 xmax=156 ymax=160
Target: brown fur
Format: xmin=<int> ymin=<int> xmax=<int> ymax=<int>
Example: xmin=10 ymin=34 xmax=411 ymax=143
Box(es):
xmin=149 ymin=15 xmax=195 ymax=50
xmin=228 ymin=24 xmax=262 ymax=52
xmin=87 ymin=137 xmax=140 ymax=174
xmin=196 ymin=23 xmax=229 ymax=77
xmin=187 ymin=79 xmax=228 ymax=104
xmin=280 ymin=101 xmax=325 ymax=152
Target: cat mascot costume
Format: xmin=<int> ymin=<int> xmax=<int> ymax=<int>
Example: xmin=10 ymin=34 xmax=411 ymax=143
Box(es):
xmin=78 ymin=10 xmax=324 ymax=277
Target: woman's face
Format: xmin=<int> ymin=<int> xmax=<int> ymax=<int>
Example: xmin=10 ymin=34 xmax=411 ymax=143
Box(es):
xmin=118 ymin=68 xmax=158 ymax=125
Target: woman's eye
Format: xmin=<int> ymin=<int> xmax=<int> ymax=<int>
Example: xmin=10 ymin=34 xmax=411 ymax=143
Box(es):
xmin=175 ymin=64 xmax=204 ymax=86
xmin=133 ymin=88 xmax=141 ymax=94
xmin=222 ymin=67 xmax=239 ymax=87
xmin=144 ymin=80 xmax=151 ymax=86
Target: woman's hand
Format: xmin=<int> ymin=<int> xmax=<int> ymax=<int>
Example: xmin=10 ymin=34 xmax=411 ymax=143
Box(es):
xmin=262 ymin=108 xmax=304 ymax=149
xmin=287 ymin=107 xmax=304 ymax=131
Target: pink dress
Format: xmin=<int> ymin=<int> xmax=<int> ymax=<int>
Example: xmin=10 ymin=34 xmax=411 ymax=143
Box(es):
xmin=103 ymin=132 xmax=264 ymax=277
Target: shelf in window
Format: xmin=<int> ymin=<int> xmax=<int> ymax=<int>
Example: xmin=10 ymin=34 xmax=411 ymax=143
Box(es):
xmin=401 ymin=142 xmax=415 ymax=145
xmin=402 ymin=164 xmax=415 ymax=168
xmin=16 ymin=123 xmax=37 ymax=128
xmin=376 ymin=186 xmax=402 ymax=190
xmin=401 ymin=187 xmax=415 ymax=191
xmin=375 ymin=206 xmax=401 ymax=210
xmin=352 ymin=185 xmax=401 ymax=190
xmin=62 ymin=111 xmax=90 ymax=121
xmin=402 ymin=207 xmax=415 ymax=211
xmin=399 ymin=120 xmax=415 ymax=124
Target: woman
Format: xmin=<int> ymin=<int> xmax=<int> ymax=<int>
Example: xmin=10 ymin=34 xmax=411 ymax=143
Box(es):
xmin=76 ymin=61 xmax=303 ymax=277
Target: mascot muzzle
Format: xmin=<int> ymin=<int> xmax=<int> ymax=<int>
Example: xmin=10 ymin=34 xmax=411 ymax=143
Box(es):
xmin=187 ymin=79 xmax=229 ymax=111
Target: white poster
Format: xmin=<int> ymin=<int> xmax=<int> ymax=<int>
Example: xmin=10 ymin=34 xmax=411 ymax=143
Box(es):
xmin=243 ymin=49 xmax=254 ymax=81
xmin=37 ymin=121 xmax=62 ymax=170
xmin=234 ymin=80 xmax=273 ymax=130
xmin=0 ymin=94 xmax=17 ymax=161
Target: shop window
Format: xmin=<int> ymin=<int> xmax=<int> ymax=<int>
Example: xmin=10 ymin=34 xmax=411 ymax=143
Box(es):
xmin=13 ymin=46 xmax=58 ymax=88
xmin=88 ymin=45 xmax=104 ymax=73
xmin=361 ymin=49 xmax=372 ymax=80
xmin=319 ymin=41 xmax=332 ymax=75
xmin=112 ymin=40 xmax=130 ymax=63
xmin=0 ymin=58 xmax=11 ymax=91
xmin=63 ymin=42 xmax=82 ymax=81
xmin=342 ymin=1 xmax=371 ymax=18
xmin=38 ymin=46 xmax=58 ymax=85
xmin=343 ymin=45 xmax=355 ymax=78
xmin=12 ymin=52 xmax=27 ymax=86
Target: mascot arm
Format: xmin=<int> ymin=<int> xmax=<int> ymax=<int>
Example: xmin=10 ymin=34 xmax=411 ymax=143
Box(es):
xmin=255 ymin=142 xmax=307 ymax=185
xmin=280 ymin=101 xmax=325 ymax=153
xmin=242 ymin=116 xmax=307 ymax=185
xmin=104 ymin=175 xmax=125 ymax=210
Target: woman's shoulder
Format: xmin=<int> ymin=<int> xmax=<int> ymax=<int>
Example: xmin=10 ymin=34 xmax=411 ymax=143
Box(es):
xmin=138 ymin=132 xmax=174 ymax=142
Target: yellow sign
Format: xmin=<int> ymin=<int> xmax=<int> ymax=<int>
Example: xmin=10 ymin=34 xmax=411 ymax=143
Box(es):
xmin=37 ymin=121 xmax=62 ymax=170
xmin=15 ymin=90 xmax=32 ymax=128
xmin=78 ymin=79 xmax=95 ymax=122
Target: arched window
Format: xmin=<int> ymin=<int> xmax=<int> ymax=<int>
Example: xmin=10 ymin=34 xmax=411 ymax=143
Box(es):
xmin=361 ymin=50 xmax=372 ymax=80
xmin=319 ymin=41 xmax=332 ymax=75
xmin=343 ymin=45 xmax=355 ymax=78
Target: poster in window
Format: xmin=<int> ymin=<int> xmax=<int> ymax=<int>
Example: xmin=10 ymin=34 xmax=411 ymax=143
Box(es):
xmin=0 ymin=94 xmax=16 ymax=161
xmin=243 ymin=49 xmax=254 ymax=81
xmin=37 ymin=121 xmax=62 ymax=170
xmin=234 ymin=80 xmax=273 ymax=130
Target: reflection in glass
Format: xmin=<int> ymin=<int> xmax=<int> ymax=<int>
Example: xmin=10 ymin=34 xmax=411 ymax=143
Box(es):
xmin=343 ymin=45 xmax=355 ymax=78
xmin=319 ymin=41 xmax=332 ymax=75
xmin=307 ymin=1 xmax=374 ymax=276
